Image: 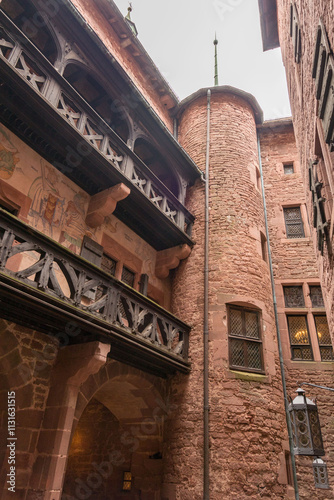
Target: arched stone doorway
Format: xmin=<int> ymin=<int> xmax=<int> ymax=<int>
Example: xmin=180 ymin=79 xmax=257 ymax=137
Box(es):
xmin=62 ymin=361 xmax=167 ymax=500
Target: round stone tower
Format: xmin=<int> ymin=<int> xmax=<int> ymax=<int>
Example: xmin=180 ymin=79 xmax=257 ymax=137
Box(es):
xmin=162 ymin=87 xmax=290 ymax=499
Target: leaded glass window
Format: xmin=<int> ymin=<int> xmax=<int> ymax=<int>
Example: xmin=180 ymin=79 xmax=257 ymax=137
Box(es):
xmin=309 ymin=286 xmax=324 ymax=308
xmin=228 ymin=306 xmax=263 ymax=373
xmin=287 ymin=315 xmax=313 ymax=360
xmin=284 ymin=207 xmax=305 ymax=238
xmin=284 ymin=286 xmax=305 ymax=307
xmin=314 ymin=315 xmax=333 ymax=361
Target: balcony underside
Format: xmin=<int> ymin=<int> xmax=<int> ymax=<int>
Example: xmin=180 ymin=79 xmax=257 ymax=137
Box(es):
xmin=0 ymin=71 xmax=193 ymax=251
xmin=0 ymin=275 xmax=190 ymax=377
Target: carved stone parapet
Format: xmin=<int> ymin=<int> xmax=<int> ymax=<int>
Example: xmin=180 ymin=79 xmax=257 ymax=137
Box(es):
xmin=85 ymin=183 xmax=130 ymax=228
xmin=155 ymin=244 xmax=191 ymax=279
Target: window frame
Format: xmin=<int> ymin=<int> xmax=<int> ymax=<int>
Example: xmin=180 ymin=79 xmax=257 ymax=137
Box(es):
xmin=283 ymin=162 xmax=294 ymax=175
xmin=314 ymin=314 xmax=334 ymax=361
xmin=287 ymin=314 xmax=314 ymax=361
xmin=100 ymin=252 xmax=117 ymax=277
xmin=283 ymin=285 xmax=305 ymax=308
xmin=282 ymin=282 xmax=333 ymax=363
xmin=121 ymin=265 xmax=136 ymax=288
xmin=228 ymin=305 xmax=264 ymax=374
xmin=283 ymin=206 xmax=305 ymax=239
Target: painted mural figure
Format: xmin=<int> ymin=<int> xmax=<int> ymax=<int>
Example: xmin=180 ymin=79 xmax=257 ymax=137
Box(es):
xmin=28 ymin=160 xmax=65 ymax=237
xmin=59 ymin=192 xmax=92 ymax=254
xmin=0 ymin=125 xmax=20 ymax=179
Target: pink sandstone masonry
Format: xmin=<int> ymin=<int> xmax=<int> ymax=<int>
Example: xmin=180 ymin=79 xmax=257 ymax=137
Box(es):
xmin=69 ymin=0 xmax=175 ymax=132
xmin=259 ymin=120 xmax=334 ymax=499
xmin=161 ymin=89 xmax=290 ymax=499
xmin=276 ymin=0 xmax=334 ymax=342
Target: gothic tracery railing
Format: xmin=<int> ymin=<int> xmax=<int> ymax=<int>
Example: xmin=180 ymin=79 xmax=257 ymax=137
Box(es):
xmin=0 ymin=16 xmax=194 ymax=236
xmin=0 ymin=211 xmax=189 ymax=361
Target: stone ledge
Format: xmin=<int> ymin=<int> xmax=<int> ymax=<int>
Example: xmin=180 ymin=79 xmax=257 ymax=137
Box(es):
xmin=279 ymin=237 xmax=311 ymax=244
xmin=285 ymin=360 xmax=334 ymax=371
xmin=226 ymin=370 xmax=271 ymax=383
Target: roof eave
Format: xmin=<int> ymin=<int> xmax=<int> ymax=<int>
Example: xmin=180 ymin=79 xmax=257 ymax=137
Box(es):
xmin=258 ymin=0 xmax=280 ymax=51
xmin=178 ymin=86 xmax=264 ymax=125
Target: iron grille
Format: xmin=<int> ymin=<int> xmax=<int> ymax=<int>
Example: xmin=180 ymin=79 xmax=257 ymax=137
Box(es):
xmin=245 ymin=311 xmax=259 ymax=338
xmin=314 ymin=315 xmax=333 ymax=361
xmin=121 ymin=266 xmax=135 ymax=287
xmin=309 ymin=286 xmax=324 ymax=308
xmin=287 ymin=315 xmax=313 ymax=360
xmin=229 ymin=306 xmax=263 ymax=372
xmin=283 ymin=207 xmax=305 ymax=238
xmin=284 ymin=286 xmax=305 ymax=308
xmin=247 ymin=342 xmax=262 ymax=370
xmin=230 ymin=308 xmax=243 ymax=336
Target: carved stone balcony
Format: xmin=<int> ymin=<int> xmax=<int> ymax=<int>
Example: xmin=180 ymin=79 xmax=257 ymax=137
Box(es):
xmin=0 ymin=210 xmax=190 ymax=375
xmin=0 ymin=11 xmax=195 ymax=250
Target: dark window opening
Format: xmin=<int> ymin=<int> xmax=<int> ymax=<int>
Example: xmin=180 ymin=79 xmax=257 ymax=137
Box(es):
xmin=284 ymin=163 xmax=294 ymax=175
xmin=283 ymin=286 xmax=305 ymax=308
xmin=121 ymin=266 xmax=135 ymax=288
xmin=260 ymin=232 xmax=267 ymax=262
xmin=228 ymin=306 xmax=264 ymax=373
xmin=0 ymin=202 xmax=18 ymax=216
xmin=63 ymin=64 xmax=129 ymax=142
xmin=256 ymin=168 xmax=261 ymax=190
xmin=309 ymin=285 xmax=324 ymax=308
xmin=283 ymin=206 xmax=305 ymax=238
xmin=134 ymin=138 xmax=179 ymax=197
xmin=1 ymin=0 xmax=58 ymax=64
xmin=101 ymin=253 xmax=117 ymax=277
xmin=285 ymin=451 xmax=293 ymax=486
xmin=287 ymin=315 xmax=313 ymax=360
xmin=317 ymin=158 xmax=333 ymax=223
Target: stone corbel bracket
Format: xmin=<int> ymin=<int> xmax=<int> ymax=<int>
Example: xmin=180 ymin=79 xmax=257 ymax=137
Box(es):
xmin=85 ymin=183 xmax=130 ymax=228
xmin=155 ymin=244 xmax=191 ymax=279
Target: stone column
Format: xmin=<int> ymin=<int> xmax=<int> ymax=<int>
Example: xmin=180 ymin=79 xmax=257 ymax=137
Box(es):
xmin=28 ymin=341 xmax=110 ymax=500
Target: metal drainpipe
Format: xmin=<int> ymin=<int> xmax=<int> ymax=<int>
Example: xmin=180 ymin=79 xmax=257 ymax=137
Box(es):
xmin=256 ymin=133 xmax=299 ymax=500
xmin=203 ymin=88 xmax=211 ymax=500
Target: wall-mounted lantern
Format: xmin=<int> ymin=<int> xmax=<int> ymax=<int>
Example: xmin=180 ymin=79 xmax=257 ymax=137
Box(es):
xmin=313 ymin=457 xmax=330 ymax=489
xmin=288 ymin=388 xmax=324 ymax=456
xmin=122 ymin=471 xmax=132 ymax=491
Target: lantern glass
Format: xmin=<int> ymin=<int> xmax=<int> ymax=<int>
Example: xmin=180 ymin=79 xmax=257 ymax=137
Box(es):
xmin=122 ymin=471 xmax=132 ymax=491
xmin=288 ymin=388 xmax=325 ymax=456
xmin=313 ymin=458 xmax=330 ymax=489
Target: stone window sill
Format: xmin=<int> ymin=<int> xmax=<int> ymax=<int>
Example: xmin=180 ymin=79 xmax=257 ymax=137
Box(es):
xmin=280 ymin=237 xmax=311 ymax=243
xmin=227 ymin=370 xmax=271 ymax=383
xmin=286 ymin=360 xmax=334 ymax=371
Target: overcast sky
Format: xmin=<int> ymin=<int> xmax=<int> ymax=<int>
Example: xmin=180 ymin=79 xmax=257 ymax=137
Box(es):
xmin=113 ymin=0 xmax=291 ymax=120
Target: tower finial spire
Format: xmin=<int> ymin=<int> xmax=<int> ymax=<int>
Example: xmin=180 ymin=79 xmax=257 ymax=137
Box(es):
xmin=214 ymin=34 xmax=219 ymax=86
xmin=126 ymin=2 xmax=133 ymax=20
xmin=125 ymin=2 xmax=138 ymax=36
